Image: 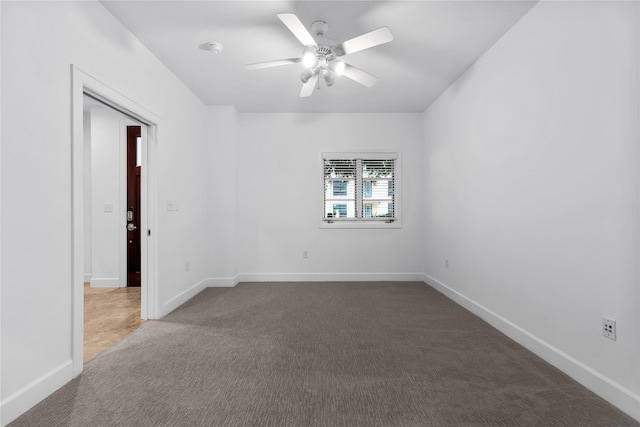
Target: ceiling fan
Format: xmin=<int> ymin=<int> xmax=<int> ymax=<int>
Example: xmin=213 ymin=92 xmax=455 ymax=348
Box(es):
xmin=245 ymin=13 xmax=393 ymax=97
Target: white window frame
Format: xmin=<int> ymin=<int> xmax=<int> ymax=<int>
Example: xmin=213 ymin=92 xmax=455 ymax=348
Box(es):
xmin=320 ymin=152 xmax=401 ymax=229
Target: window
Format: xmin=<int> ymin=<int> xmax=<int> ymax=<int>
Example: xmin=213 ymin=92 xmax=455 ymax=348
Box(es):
xmin=333 ymin=181 xmax=347 ymax=196
xmin=323 ymin=153 xmax=398 ymax=226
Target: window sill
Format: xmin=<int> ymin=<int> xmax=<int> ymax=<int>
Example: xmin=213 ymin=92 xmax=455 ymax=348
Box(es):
xmin=319 ymin=220 xmax=402 ymax=229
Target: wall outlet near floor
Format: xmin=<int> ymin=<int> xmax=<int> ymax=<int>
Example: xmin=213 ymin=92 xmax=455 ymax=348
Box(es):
xmin=445 ymin=258 xmax=449 ymax=269
xmin=602 ymin=317 xmax=616 ymax=340
xmin=185 ymin=261 xmax=190 ymax=272
xmin=302 ymin=250 xmax=309 ymax=259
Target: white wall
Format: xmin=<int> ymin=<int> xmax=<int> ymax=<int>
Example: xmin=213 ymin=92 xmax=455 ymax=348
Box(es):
xmin=237 ymin=113 xmax=424 ymax=281
xmin=155 ymin=100 xmax=210 ymax=316
xmin=422 ymin=0 xmax=639 ymax=419
xmin=1 ymin=1 xmax=211 ymax=424
xmin=206 ymin=106 xmax=239 ymax=284
xmin=88 ymin=103 xmax=136 ymax=287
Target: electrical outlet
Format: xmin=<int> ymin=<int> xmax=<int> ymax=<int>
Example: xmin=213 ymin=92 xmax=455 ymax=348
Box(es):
xmin=603 ymin=317 xmax=616 ymax=340
xmin=302 ymin=250 xmax=309 ymax=259
xmin=185 ymin=261 xmax=190 ymax=272
xmin=445 ymin=259 xmax=449 ymax=269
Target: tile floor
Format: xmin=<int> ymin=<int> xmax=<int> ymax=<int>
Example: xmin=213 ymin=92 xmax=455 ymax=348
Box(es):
xmin=84 ymin=283 xmax=146 ymax=363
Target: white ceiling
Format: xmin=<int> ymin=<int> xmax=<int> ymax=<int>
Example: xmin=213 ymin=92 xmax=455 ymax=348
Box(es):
xmin=100 ymin=1 xmax=538 ymax=113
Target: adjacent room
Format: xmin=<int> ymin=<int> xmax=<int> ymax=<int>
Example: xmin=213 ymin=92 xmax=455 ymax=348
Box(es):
xmin=1 ymin=0 xmax=639 ymax=425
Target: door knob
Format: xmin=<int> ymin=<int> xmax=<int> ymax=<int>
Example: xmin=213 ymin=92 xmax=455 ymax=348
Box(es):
xmin=127 ymin=223 xmax=137 ymax=232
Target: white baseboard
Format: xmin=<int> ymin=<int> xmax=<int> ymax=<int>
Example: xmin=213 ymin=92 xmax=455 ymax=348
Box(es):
xmin=158 ymin=278 xmax=210 ymax=318
xmin=422 ymin=273 xmax=640 ymax=422
xmin=1 ymin=360 xmax=73 ymax=426
xmin=89 ymin=277 xmax=123 ymax=288
xmin=238 ymin=272 xmax=425 ymax=282
xmin=83 ymin=273 xmax=92 ymax=283
xmin=207 ymin=275 xmax=240 ymax=287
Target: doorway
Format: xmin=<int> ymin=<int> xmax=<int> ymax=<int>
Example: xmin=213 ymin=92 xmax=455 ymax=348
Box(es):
xmin=127 ymin=126 xmax=142 ymax=287
xmin=72 ymin=66 xmax=159 ymax=377
xmin=81 ymin=97 xmax=146 ymax=362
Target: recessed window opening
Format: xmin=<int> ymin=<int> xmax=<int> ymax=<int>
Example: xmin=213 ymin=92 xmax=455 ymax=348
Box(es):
xmin=323 ymin=153 xmax=397 ymax=224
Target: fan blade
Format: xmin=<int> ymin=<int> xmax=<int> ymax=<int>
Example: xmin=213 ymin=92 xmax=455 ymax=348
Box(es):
xmin=278 ymin=13 xmax=318 ymax=47
xmin=335 ymin=27 xmax=393 ymax=56
xmin=341 ymin=63 xmax=378 ymax=88
xmin=300 ymin=73 xmax=319 ymax=97
xmin=245 ymin=58 xmax=301 ymax=70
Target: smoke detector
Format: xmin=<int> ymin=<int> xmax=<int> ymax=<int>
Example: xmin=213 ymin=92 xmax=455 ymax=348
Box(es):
xmin=207 ymin=42 xmax=223 ymax=54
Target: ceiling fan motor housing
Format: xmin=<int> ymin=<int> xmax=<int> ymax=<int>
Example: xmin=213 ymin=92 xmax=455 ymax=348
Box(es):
xmin=310 ymin=21 xmax=336 ymax=64
xmin=308 ymin=46 xmax=335 ymax=71
xmin=316 ymin=45 xmax=335 ymax=59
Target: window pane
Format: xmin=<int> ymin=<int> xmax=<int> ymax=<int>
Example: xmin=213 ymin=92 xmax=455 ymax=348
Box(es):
xmin=362 ymin=159 xmax=395 ymax=219
xmin=136 ymin=137 xmax=142 ymax=167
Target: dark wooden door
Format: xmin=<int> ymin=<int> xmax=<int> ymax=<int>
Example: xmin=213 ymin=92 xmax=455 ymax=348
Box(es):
xmin=127 ymin=126 xmax=142 ymax=287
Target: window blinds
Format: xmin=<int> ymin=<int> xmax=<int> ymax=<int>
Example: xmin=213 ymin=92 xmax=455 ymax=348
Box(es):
xmin=323 ymin=156 xmax=395 ymax=222
xmin=323 ymin=159 xmax=356 ymax=219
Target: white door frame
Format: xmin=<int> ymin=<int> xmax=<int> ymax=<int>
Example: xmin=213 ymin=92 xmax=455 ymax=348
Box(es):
xmin=71 ymin=65 xmax=159 ymax=377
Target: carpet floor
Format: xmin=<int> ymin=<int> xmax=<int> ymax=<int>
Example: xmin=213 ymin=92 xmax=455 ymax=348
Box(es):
xmin=10 ymin=282 xmax=639 ymax=426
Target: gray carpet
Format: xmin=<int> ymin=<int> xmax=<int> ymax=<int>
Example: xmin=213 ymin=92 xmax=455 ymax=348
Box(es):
xmin=10 ymin=282 xmax=639 ymax=426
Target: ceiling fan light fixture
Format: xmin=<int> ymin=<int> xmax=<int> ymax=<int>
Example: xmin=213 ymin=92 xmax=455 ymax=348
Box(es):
xmin=323 ymin=70 xmax=335 ymax=87
xmin=317 ymin=56 xmax=328 ymax=69
xmin=300 ymin=68 xmax=315 ymax=84
xmin=333 ymin=61 xmax=346 ymax=76
xmin=302 ymin=47 xmax=317 ymax=68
